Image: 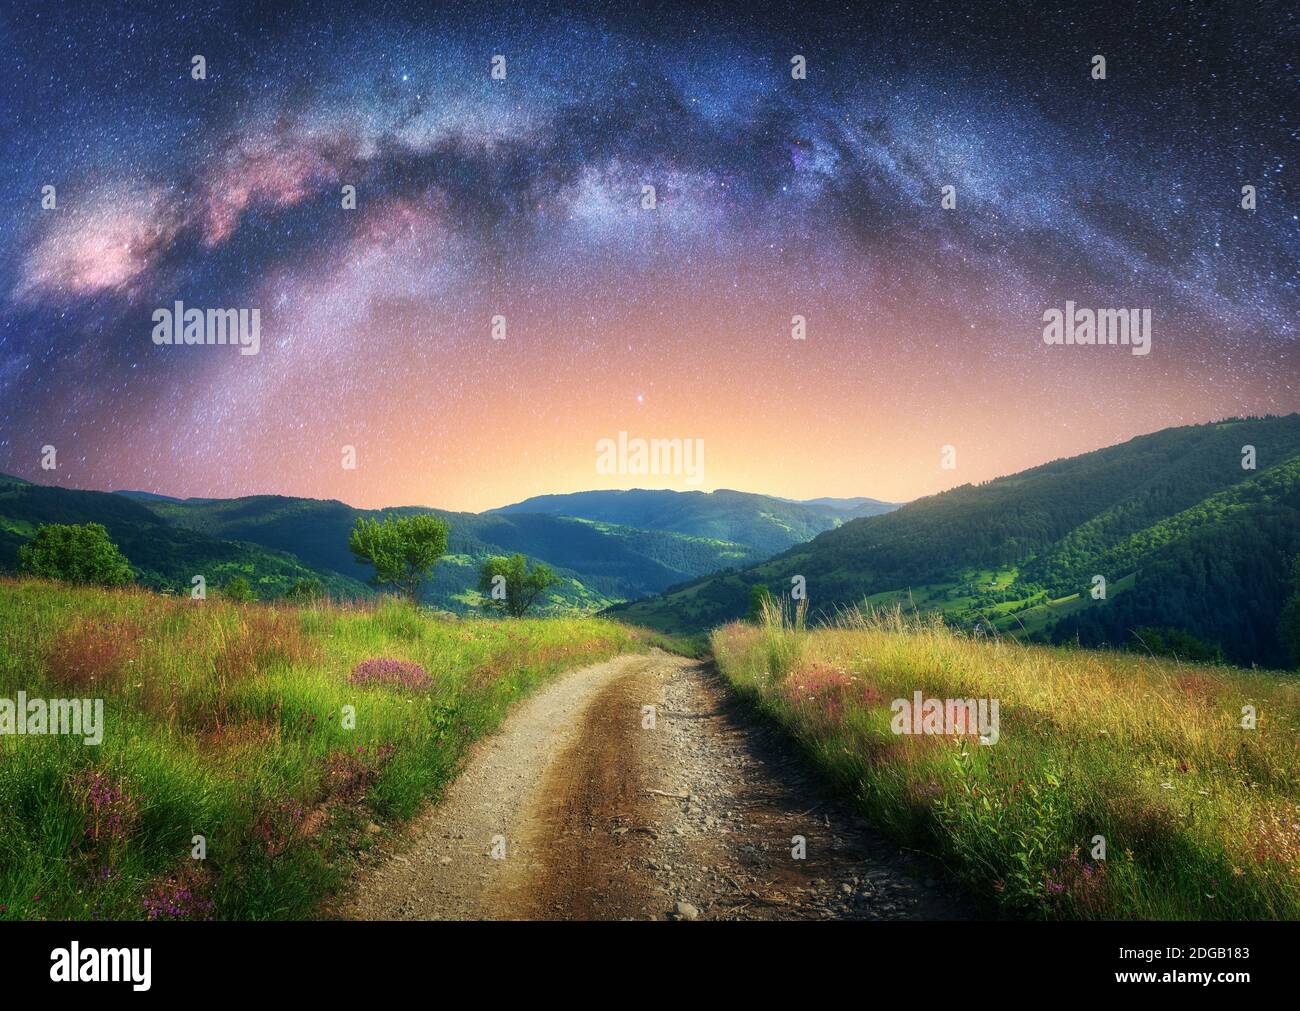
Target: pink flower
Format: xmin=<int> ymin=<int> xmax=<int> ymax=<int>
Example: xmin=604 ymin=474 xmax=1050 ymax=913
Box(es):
xmin=349 ymin=658 xmax=432 ymax=691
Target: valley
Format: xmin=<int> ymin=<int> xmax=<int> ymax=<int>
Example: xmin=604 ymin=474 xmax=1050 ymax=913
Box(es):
xmin=3 ymin=414 xmax=1299 ymax=671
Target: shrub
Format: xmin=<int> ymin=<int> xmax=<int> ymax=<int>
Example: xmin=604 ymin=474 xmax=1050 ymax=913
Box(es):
xmin=18 ymin=523 xmax=132 ymax=586
xmin=283 ymin=578 xmax=324 ymax=602
xmin=221 ymin=576 xmax=256 ymax=602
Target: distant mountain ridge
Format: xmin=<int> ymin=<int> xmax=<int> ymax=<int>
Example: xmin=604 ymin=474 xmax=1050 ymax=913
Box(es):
xmin=0 ymin=479 xmax=361 ymax=598
xmin=140 ymin=493 xmax=765 ymax=608
xmin=782 ymin=496 xmax=894 ymax=511
xmin=491 ymin=488 xmax=899 ymax=558
xmin=609 ymin=415 xmax=1300 ymax=668
xmin=1 ymin=477 xmax=889 ymax=615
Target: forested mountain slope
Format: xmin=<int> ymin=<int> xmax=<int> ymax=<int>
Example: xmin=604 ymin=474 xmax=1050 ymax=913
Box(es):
xmin=610 ymin=416 xmax=1300 ymax=667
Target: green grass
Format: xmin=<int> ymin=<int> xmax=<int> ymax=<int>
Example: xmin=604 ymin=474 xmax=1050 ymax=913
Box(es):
xmin=0 ymin=577 xmax=644 ymax=920
xmin=712 ymin=603 xmax=1300 ymax=920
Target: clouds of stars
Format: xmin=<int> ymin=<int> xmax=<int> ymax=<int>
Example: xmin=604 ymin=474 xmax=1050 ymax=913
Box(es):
xmin=0 ymin=1 xmax=1295 ymax=509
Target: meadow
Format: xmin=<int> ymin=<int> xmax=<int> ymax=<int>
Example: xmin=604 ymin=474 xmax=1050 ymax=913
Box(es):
xmin=0 ymin=577 xmax=640 ymax=920
xmin=712 ymin=603 xmax=1300 ymax=919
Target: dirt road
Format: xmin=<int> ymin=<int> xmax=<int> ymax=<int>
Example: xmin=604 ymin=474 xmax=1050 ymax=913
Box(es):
xmin=343 ymin=651 xmax=971 ymax=920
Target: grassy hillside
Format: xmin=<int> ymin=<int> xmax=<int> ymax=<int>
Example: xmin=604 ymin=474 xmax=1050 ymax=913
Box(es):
xmin=492 ymin=488 xmax=898 ymax=558
xmin=617 ymin=415 xmax=1300 ymax=667
xmin=713 ymin=607 xmax=1300 ymax=920
xmin=0 ymin=477 xmax=366 ymax=600
xmin=0 ymin=578 xmax=643 ymax=920
xmin=1047 ymin=457 xmax=1300 ymax=663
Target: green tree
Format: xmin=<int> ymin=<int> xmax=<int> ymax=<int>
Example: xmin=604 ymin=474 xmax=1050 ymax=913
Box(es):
xmin=747 ymin=584 xmax=775 ymax=623
xmin=17 ymin=522 xmax=132 ymax=586
xmin=221 ymin=575 xmax=256 ymax=602
xmin=1280 ymin=556 xmax=1300 ymax=669
xmin=283 ymin=577 xmax=324 ymax=602
xmin=348 ymin=514 xmax=449 ymax=605
xmin=478 ymin=553 xmax=556 ymax=617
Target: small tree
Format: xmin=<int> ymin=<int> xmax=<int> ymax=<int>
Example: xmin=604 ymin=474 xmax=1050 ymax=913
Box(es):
xmin=349 ymin=514 xmax=449 ymax=605
xmin=18 ymin=523 xmax=132 ymax=586
xmin=478 ymin=554 xmax=556 ymax=617
xmin=284 ymin=577 xmax=324 ymax=603
xmin=222 ymin=575 xmax=256 ymax=602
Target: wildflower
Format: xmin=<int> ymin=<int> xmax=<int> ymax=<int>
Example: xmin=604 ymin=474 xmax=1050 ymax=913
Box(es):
xmin=142 ymin=865 xmax=215 ymax=921
xmin=350 ymin=658 xmax=432 ymax=691
xmin=69 ymin=769 xmax=137 ymax=848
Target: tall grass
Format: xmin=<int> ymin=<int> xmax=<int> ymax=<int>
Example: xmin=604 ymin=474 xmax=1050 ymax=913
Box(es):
xmin=0 ymin=577 xmax=642 ymax=920
xmin=712 ymin=603 xmax=1300 ymax=919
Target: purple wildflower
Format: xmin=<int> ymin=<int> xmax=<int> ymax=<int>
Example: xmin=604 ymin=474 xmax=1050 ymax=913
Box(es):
xmin=70 ymin=769 xmax=136 ymax=848
xmin=349 ymin=657 xmax=432 ymax=691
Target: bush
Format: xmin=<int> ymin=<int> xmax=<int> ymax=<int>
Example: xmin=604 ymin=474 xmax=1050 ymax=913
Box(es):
xmin=283 ymin=578 xmax=324 ymax=603
xmin=221 ymin=576 xmax=256 ymax=602
xmin=18 ymin=523 xmax=132 ymax=586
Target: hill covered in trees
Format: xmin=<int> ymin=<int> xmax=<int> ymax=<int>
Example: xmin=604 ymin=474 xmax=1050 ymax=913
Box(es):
xmin=0 ymin=475 xmax=362 ymax=599
xmin=610 ymin=415 xmax=1300 ymax=668
xmin=139 ymin=493 xmax=764 ymax=608
xmin=491 ymin=488 xmax=898 ymax=557
xmin=0 ymin=477 xmax=779 ymax=612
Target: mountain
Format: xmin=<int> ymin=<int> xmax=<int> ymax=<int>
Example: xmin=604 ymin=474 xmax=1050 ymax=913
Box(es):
xmin=0 ymin=478 xmax=365 ymax=598
xmin=1043 ymin=454 xmax=1300 ymax=665
xmin=0 ymin=478 xmax=767 ymax=613
xmin=786 ymin=496 xmax=895 ymax=512
xmin=142 ymin=494 xmax=763 ymax=609
xmin=116 ymin=489 xmax=217 ymax=505
xmin=608 ymin=415 xmax=1300 ymax=668
xmin=491 ymin=488 xmax=898 ymax=558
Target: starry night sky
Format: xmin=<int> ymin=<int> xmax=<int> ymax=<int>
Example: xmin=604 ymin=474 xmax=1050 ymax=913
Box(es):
xmin=0 ymin=0 xmax=1296 ymax=510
